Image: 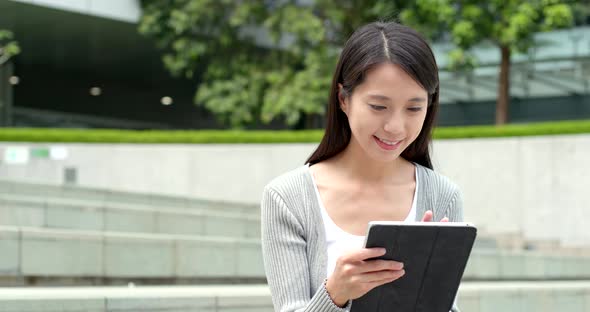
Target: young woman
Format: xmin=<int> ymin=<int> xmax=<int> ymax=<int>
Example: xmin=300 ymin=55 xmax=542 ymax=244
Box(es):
xmin=261 ymin=21 xmax=463 ymax=312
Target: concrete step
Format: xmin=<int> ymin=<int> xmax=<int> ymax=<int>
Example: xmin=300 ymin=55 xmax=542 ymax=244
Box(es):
xmin=464 ymin=249 xmax=590 ymax=280
xmin=0 ymin=281 xmax=589 ymax=312
xmin=0 ymin=226 xmax=264 ymax=284
xmin=0 ymin=285 xmax=273 ymax=312
xmin=1 ymin=226 xmax=590 ymax=285
xmin=0 ymin=194 xmax=503 ymax=248
xmin=0 ymin=195 xmax=260 ymax=238
xmin=0 ymin=180 xmax=259 ymax=215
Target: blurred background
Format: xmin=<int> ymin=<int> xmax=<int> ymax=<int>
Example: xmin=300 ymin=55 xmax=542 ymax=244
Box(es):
xmin=0 ymin=0 xmax=589 ymax=311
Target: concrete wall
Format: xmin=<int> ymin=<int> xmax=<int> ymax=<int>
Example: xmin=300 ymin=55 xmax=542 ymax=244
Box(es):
xmin=431 ymin=134 xmax=590 ymax=248
xmin=0 ymin=134 xmax=589 ymax=247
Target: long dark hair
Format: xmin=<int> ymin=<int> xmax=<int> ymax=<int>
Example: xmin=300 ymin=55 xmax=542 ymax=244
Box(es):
xmin=306 ymin=21 xmax=440 ymax=169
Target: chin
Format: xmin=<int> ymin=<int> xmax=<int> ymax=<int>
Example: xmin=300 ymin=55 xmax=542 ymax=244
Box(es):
xmin=368 ymin=150 xmax=404 ymax=163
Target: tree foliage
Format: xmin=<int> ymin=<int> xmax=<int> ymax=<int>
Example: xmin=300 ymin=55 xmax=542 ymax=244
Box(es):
xmin=139 ymin=0 xmax=575 ymax=128
xmin=0 ymin=30 xmax=20 ymax=66
xmin=399 ymin=0 xmax=574 ymax=124
xmin=139 ymin=0 xmax=410 ymax=128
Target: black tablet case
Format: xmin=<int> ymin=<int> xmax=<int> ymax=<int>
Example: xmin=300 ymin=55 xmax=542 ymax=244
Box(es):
xmin=351 ymin=224 xmax=477 ymax=312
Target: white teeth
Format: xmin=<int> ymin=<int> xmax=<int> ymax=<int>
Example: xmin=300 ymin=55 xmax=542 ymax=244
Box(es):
xmin=377 ymin=137 xmax=400 ymax=145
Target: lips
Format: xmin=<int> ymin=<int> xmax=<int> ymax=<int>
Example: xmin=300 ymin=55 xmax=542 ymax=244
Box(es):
xmin=373 ymin=135 xmax=403 ymax=151
xmin=376 ymin=137 xmax=401 ymax=145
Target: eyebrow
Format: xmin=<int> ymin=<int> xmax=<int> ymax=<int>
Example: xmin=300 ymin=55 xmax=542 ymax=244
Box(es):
xmin=367 ymin=94 xmax=427 ymax=103
xmin=408 ymin=97 xmax=427 ymax=103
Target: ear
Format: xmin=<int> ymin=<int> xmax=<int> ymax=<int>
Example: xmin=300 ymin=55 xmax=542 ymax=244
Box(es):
xmin=338 ymin=83 xmax=348 ymax=114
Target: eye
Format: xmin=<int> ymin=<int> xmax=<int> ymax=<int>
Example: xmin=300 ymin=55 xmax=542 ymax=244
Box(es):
xmin=369 ymin=104 xmax=386 ymax=111
xmin=408 ymin=107 xmax=423 ymax=112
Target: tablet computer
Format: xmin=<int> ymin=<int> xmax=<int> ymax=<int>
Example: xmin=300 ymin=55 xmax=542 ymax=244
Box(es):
xmin=351 ymin=221 xmax=477 ymax=312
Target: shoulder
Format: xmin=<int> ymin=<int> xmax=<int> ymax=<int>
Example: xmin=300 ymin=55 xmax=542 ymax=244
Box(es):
xmin=416 ymin=163 xmax=460 ymax=195
xmin=262 ymin=165 xmax=313 ymax=217
xmin=264 ymin=165 xmax=311 ymax=197
xmin=416 ymin=163 xmax=464 ymax=221
xmin=261 ymin=165 xmax=314 ymax=230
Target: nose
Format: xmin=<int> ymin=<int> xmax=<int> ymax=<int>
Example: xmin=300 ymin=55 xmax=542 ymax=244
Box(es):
xmin=383 ymin=111 xmax=404 ymax=135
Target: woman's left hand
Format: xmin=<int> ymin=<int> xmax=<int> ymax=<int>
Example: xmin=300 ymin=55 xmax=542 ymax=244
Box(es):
xmin=420 ymin=210 xmax=448 ymax=222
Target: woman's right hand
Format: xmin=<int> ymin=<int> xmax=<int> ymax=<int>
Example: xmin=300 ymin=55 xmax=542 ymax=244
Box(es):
xmin=325 ymin=248 xmax=405 ymax=307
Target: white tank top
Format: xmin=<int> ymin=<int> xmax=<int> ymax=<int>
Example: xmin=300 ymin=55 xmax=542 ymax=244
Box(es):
xmin=308 ymin=165 xmax=418 ymax=277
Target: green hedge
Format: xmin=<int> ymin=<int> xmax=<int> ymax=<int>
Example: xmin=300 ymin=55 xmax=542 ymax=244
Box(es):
xmin=1 ymin=120 xmax=589 ymax=143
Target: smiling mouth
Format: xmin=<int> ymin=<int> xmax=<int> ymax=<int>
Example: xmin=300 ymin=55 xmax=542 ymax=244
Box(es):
xmin=375 ymin=136 xmax=401 ymax=145
xmin=373 ymin=135 xmax=403 ymax=151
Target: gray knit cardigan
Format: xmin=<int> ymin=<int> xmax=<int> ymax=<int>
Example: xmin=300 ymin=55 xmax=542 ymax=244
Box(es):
xmin=261 ymin=164 xmax=463 ymax=312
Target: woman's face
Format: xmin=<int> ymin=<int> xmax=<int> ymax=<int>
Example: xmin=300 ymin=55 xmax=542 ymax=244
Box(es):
xmin=339 ymin=63 xmax=428 ymax=163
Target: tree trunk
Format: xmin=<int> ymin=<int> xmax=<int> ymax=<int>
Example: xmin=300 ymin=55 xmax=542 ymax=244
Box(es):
xmin=0 ymin=61 xmax=14 ymax=127
xmin=496 ymin=45 xmax=510 ymax=125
